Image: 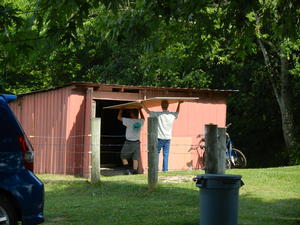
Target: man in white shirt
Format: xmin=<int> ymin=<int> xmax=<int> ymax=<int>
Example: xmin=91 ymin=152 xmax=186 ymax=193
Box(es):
xmin=118 ymin=108 xmax=145 ymax=175
xmin=142 ymin=100 xmax=182 ymax=172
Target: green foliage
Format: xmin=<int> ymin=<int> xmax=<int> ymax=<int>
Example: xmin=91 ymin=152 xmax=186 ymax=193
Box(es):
xmin=226 ymin=64 xmax=288 ymax=167
xmin=289 ymin=146 xmax=300 ymax=165
xmin=0 ymin=0 xmax=300 ymax=166
xmin=0 ymin=3 xmax=24 ymax=33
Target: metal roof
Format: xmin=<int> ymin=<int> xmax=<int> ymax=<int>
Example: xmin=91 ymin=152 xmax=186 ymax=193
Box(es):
xmin=16 ymin=82 xmax=238 ymax=96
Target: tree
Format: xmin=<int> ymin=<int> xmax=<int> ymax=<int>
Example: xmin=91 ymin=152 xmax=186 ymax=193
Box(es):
xmin=254 ymin=4 xmax=300 ymax=156
xmin=226 ymin=0 xmax=300 ymax=162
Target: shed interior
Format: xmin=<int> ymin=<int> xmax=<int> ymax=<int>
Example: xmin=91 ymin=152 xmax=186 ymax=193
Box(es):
xmin=95 ymin=100 xmax=132 ymax=169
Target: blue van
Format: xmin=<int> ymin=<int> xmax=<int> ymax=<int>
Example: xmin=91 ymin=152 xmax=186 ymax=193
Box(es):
xmin=0 ymin=94 xmax=44 ymax=225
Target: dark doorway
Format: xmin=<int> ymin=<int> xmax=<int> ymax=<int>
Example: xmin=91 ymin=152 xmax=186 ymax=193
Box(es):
xmin=95 ymin=100 xmax=130 ymax=170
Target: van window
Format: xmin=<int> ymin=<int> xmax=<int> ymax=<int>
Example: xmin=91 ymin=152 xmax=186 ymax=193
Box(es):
xmin=0 ymin=103 xmax=21 ymax=152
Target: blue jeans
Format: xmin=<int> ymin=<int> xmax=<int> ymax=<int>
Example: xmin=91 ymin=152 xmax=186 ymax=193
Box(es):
xmin=157 ymin=139 xmax=171 ymax=172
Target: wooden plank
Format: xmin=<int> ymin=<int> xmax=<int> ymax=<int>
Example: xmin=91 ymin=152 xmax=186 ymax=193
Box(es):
xmin=103 ymin=97 xmax=199 ymax=109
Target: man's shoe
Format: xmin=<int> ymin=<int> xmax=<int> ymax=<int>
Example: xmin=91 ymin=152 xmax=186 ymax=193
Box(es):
xmin=123 ymin=164 xmax=131 ymax=175
xmin=124 ymin=169 xmax=131 ymax=175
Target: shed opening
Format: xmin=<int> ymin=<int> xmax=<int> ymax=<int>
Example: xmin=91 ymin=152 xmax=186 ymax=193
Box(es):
xmin=95 ymin=100 xmax=131 ymax=170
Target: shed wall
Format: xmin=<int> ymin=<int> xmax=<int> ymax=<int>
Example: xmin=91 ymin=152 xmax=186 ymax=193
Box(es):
xmin=9 ymin=83 xmax=230 ymax=177
xmin=10 ymin=86 xmax=90 ymax=176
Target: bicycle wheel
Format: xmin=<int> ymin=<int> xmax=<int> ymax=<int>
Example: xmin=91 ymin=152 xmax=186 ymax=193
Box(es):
xmin=231 ymin=148 xmax=247 ymax=168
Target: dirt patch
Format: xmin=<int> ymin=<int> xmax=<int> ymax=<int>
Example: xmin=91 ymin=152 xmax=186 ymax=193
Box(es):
xmin=159 ymin=175 xmax=195 ymax=183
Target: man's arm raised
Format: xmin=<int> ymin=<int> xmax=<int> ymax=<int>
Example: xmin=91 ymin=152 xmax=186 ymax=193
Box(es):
xmin=176 ymin=101 xmax=183 ymax=113
xmin=141 ymin=102 xmax=150 ymax=114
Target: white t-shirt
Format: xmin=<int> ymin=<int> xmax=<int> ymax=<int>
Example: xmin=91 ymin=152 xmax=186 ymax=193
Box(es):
xmin=150 ymin=111 xmax=178 ymax=140
xmin=122 ymin=118 xmax=144 ymax=141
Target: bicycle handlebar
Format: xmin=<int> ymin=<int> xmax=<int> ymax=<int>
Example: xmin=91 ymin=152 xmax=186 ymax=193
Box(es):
xmin=226 ymin=123 xmax=232 ymax=128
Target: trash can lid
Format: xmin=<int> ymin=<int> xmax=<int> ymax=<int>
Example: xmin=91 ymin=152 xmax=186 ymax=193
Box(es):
xmin=194 ymin=174 xmax=244 ymax=189
xmin=195 ymin=174 xmax=242 ymax=180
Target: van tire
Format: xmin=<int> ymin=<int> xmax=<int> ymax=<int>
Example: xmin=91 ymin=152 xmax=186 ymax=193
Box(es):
xmin=0 ymin=195 xmax=18 ymax=225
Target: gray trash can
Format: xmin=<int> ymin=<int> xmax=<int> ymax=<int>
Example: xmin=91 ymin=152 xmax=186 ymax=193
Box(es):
xmin=194 ymin=174 xmax=244 ymax=225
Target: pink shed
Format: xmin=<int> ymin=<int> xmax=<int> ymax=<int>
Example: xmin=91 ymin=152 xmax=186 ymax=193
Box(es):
xmin=9 ymin=82 xmax=236 ymax=178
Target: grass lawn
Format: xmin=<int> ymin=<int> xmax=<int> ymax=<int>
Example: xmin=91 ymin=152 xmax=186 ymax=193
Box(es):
xmin=39 ymin=166 xmax=300 ymax=225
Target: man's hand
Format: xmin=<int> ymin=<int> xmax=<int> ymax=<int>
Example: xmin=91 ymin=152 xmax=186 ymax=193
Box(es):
xmin=140 ymin=102 xmax=150 ymax=114
xmin=117 ymin=109 xmax=123 ymax=121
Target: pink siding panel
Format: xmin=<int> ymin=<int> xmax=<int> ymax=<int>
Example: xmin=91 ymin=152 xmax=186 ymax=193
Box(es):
xmin=10 ymin=86 xmax=90 ymax=176
xmin=65 ymin=91 xmax=88 ymax=177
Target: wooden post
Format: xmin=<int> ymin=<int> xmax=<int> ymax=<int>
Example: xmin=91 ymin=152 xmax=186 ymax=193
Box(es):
xmin=148 ymin=117 xmax=158 ymax=189
xmin=83 ymin=87 xmax=93 ymax=178
xmin=217 ymin=127 xmax=226 ymax=174
xmin=205 ymin=124 xmax=226 ymax=174
xmin=91 ymin=118 xmax=101 ymax=183
xmin=205 ymin=124 xmax=217 ymax=174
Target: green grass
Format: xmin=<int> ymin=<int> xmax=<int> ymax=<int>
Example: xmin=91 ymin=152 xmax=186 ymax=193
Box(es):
xmin=39 ymin=166 xmax=300 ymax=225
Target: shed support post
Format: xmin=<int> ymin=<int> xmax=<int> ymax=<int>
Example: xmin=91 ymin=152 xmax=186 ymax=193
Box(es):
xmin=83 ymin=87 xmax=93 ymax=178
xmin=205 ymin=124 xmax=226 ymax=174
xmin=148 ymin=117 xmax=158 ymax=189
xmin=91 ymin=118 xmax=101 ymax=183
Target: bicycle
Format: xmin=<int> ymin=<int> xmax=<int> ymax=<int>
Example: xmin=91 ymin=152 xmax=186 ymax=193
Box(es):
xmin=225 ymin=123 xmax=247 ymax=168
xmin=188 ymin=134 xmax=206 ymax=169
xmin=190 ymin=124 xmax=247 ymax=169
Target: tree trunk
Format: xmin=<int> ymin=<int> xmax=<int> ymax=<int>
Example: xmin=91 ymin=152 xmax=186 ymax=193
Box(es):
xmin=276 ymin=54 xmax=297 ymax=150
xmin=257 ymin=38 xmax=297 ymax=151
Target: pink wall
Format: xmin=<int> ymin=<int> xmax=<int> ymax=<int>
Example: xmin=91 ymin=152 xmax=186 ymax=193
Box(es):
xmin=10 ymin=86 xmax=91 ymax=176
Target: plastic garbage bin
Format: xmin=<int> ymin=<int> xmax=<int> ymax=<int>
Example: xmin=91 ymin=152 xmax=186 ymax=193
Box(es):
xmin=194 ymin=174 xmax=244 ymax=225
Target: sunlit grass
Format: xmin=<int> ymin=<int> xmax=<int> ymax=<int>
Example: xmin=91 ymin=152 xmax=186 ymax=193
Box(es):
xmin=38 ymin=166 xmax=300 ymax=225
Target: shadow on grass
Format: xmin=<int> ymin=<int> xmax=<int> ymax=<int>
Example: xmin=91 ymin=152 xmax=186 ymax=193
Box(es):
xmin=43 ymin=179 xmax=300 ymax=225
xmin=239 ymin=195 xmax=300 ymax=225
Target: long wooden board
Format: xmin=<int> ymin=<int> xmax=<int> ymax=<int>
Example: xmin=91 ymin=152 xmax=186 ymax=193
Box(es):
xmin=103 ymin=97 xmax=199 ymax=109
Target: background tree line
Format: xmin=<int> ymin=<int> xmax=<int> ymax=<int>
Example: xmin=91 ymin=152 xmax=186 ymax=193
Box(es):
xmin=1 ymin=0 xmax=299 ymax=167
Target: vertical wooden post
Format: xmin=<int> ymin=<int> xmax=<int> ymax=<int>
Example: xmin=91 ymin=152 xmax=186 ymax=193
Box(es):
xmin=83 ymin=87 xmax=93 ymax=178
xmin=205 ymin=124 xmax=226 ymax=174
xmin=205 ymin=124 xmax=218 ymax=174
xmin=148 ymin=117 xmax=158 ymax=189
xmin=91 ymin=118 xmax=101 ymax=183
xmin=217 ymin=127 xmax=226 ymax=174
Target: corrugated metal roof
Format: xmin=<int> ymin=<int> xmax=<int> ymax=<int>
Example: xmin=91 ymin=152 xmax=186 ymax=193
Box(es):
xmin=16 ymin=82 xmax=238 ymax=96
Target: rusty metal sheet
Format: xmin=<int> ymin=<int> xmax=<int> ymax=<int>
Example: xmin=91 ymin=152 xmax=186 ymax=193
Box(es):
xmin=103 ymin=97 xmax=199 ymax=109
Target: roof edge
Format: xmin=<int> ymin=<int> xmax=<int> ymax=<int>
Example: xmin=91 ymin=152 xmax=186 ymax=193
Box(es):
xmin=16 ymin=81 xmax=239 ymax=96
